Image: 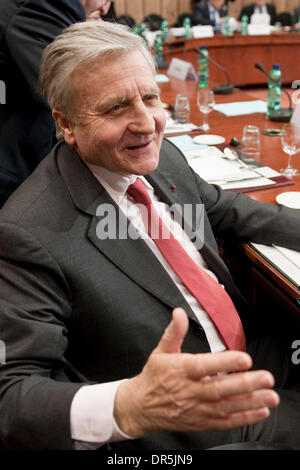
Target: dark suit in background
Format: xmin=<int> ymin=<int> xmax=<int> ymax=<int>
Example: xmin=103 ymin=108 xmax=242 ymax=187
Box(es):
xmin=0 ymin=0 xmax=85 ymax=208
xmin=193 ymin=1 xmax=228 ymax=26
xmin=1 ymin=138 xmax=300 ymax=449
xmin=239 ymin=2 xmax=277 ymax=24
xmin=293 ymin=5 xmax=300 ymax=25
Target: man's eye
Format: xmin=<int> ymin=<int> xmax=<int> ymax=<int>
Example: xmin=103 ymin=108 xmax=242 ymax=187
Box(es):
xmin=145 ymin=95 xmax=159 ymax=102
xmin=112 ymin=104 xmax=121 ymax=112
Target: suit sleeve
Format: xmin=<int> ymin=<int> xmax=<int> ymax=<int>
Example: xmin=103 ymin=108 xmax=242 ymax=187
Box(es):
xmin=191 ymin=171 xmax=300 ymax=251
xmin=0 ymin=223 xmax=85 ymax=449
xmin=193 ymin=4 xmax=212 ymax=25
xmin=269 ymin=4 xmax=277 ymax=25
xmin=5 ymin=0 xmax=85 ymax=104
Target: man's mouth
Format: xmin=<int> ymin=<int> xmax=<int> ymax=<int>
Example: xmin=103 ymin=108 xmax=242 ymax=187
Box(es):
xmin=125 ymin=140 xmax=153 ymax=151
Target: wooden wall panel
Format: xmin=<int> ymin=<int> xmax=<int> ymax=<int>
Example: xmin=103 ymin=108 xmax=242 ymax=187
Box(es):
xmin=114 ymin=0 xmax=299 ymax=24
xmin=127 ymin=0 xmax=144 ymax=22
xmin=161 ymin=0 xmax=179 ymax=25
xmin=114 ymin=0 xmax=126 ymax=16
xmin=178 ymin=0 xmax=193 ymax=14
xmin=143 ymin=0 xmax=161 ymax=16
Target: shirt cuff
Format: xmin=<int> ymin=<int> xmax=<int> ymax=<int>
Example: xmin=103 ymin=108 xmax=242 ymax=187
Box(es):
xmin=70 ymin=379 xmax=134 ymax=447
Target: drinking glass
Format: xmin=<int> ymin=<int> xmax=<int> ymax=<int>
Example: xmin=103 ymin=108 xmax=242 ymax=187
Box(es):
xmin=241 ymin=125 xmax=261 ymax=166
xmin=197 ymin=89 xmax=215 ymax=131
xmin=280 ymin=123 xmax=300 ymax=176
xmin=174 ymin=94 xmax=190 ymax=123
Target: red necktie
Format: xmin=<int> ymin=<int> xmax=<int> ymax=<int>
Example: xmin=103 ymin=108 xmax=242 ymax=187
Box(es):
xmin=127 ymin=178 xmax=246 ymax=351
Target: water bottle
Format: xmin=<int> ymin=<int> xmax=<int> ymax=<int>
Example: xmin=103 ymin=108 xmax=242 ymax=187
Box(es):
xmin=198 ymin=46 xmax=209 ymax=88
xmin=161 ymin=20 xmax=168 ymax=43
xmin=267 ymin=64 xmax=282 ymax=117
xmin=183 ymin=17 xmax=191 ymax=39
xmin=153 ymin=34 xmax=164 ymax=68
xmin=241 ymin=15 xmax=248 ymax=35
xmin=222 ymin=16 xmax=230 ymax=36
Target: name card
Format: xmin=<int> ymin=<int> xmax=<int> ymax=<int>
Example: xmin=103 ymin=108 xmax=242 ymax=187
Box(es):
xmin=248 ymin=24 xmax=272 ymax=35
xmin=169 ymin=27 xmax=185 ymax=37
xmin=167 ymin=58 xmax=197 ymax=81
xmin=192 ymin=25 xmax=214 ymax=38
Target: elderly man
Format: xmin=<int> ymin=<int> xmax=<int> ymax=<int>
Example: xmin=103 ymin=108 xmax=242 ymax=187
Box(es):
xmin=0 ymin=21 xmax=300 ymax=451
xmin=193 ymin=0 xmax=228 ymax=28
xmin=0 ymin=0 xmax=113 ymax=208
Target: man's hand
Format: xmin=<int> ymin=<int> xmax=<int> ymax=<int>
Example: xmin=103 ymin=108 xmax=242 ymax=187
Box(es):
xmin=114 ymin=308 xmax=279 ymax=438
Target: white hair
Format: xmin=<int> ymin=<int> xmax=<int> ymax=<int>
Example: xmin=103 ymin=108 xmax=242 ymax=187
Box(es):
xmin=39 ymin=21 xmax=156 ymax=121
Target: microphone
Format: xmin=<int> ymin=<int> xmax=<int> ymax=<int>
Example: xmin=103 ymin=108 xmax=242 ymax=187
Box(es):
xmin=195 ymin=48 xmax=234 ymax=94
xmin=254 ymin=62 xmax=293 ymax=122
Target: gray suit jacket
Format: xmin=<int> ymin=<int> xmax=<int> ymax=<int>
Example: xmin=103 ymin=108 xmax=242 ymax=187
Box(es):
xmin=0 ymin=139 xmax=299 ymax=450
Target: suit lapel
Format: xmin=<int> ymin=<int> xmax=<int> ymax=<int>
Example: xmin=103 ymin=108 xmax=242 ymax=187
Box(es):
xmin=57 ymin=143 xmax=199 ymax=322
xmin=57 ymin=140 xmax=251 ymax=328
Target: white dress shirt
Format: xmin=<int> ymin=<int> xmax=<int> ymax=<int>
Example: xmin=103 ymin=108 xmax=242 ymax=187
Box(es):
xmin=70 ymin=165 xmax=226 ymax=448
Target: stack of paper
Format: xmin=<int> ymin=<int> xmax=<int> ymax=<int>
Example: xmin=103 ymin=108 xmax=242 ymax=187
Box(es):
xmin=183 ymin=146 xmax=275 ymax=190
xmin=251 ymin=243 xmax=300 ymax=288
xmin=214 ymin=100 xmax=267 ymax=117
xmin=164 ymin=116 xmax=197 ymax=135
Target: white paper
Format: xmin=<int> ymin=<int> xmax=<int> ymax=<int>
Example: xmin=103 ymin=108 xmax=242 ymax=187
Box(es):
xmin=275 ymin=246 xmax=300 ymax=269
xmin=220 ymin=177 xmax=275 ymax=190
xmin=254 ymin=166 xmax=281 ymax=177
xmin=186 ymin=147 xmax=261 ymax=182
xmin=164 ymin=116 xmax=197 ymax=134
xmin=251 ymin=243 xmax=300 ymax=287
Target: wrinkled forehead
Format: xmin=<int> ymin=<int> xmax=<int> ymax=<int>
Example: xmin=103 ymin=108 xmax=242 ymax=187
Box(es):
xmin=68 ymin=49 xmax=157 ymax=111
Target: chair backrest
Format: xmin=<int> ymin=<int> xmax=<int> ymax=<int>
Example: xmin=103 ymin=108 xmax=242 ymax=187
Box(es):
xmin=117 ymin=14 xmax=136 ymax=28
xmin=143 ymin=13 xmax=165 ymax=31
xmin=276 ymin=12 xmax=292 ymax=26
xmin=175 ymin=12 xmax=194 ymax=27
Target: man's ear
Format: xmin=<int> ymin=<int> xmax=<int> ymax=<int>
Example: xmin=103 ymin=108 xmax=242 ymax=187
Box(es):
xmin=100 ymin=1 xmax=111 ymax=16
xmin=52 ymin=109 xmax=76 ymax=147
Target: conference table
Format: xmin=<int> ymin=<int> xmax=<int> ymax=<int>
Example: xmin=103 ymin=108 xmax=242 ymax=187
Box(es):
xmin=163 ymin=31 xmax=300 ymax=86
xmin=158 ymin=67 xmax=300 ymax=321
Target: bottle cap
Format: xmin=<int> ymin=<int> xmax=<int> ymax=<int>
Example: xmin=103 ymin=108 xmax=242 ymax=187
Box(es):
xmin=201 ymin=45 xmax=207 ymax=49
xmin=273 ymin=64 xmax=280 ymax=69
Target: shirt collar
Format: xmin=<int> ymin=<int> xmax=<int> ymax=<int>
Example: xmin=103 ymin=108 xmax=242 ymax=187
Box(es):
xmin=86 ymin=163 xmax=153 ymax=202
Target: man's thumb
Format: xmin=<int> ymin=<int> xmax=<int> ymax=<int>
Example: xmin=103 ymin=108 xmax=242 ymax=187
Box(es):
xmin=155 ymin=308 xmax=189 ymax=354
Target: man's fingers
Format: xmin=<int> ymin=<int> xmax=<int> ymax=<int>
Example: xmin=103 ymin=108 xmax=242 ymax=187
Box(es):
xmin=208 ymin=407 xmax=272 ymax=431
xmin=197 ymin=369 xmax=275 ymax=401
xmin=181 ymin=350 xmax=253 ymax=380
xmin=209 ymin=389 xmax=279 ymax=420
xmin=154 ymin=308 xmax=189 ymax=354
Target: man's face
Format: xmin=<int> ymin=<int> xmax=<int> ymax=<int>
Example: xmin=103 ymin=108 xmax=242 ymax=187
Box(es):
xmin=55 ymin=50 xmax=166 ymax=177
xmin=210 ymin=0 xmax=224 ymax=11
xmin=256 ymin=0 xmax=267 ymax=7
xmin=81 ymin=0 xmax=112 ymax=20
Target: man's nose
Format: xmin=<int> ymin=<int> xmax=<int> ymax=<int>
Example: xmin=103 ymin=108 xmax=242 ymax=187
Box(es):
xmin=128 ymin=103 xmax=155 ymax=135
